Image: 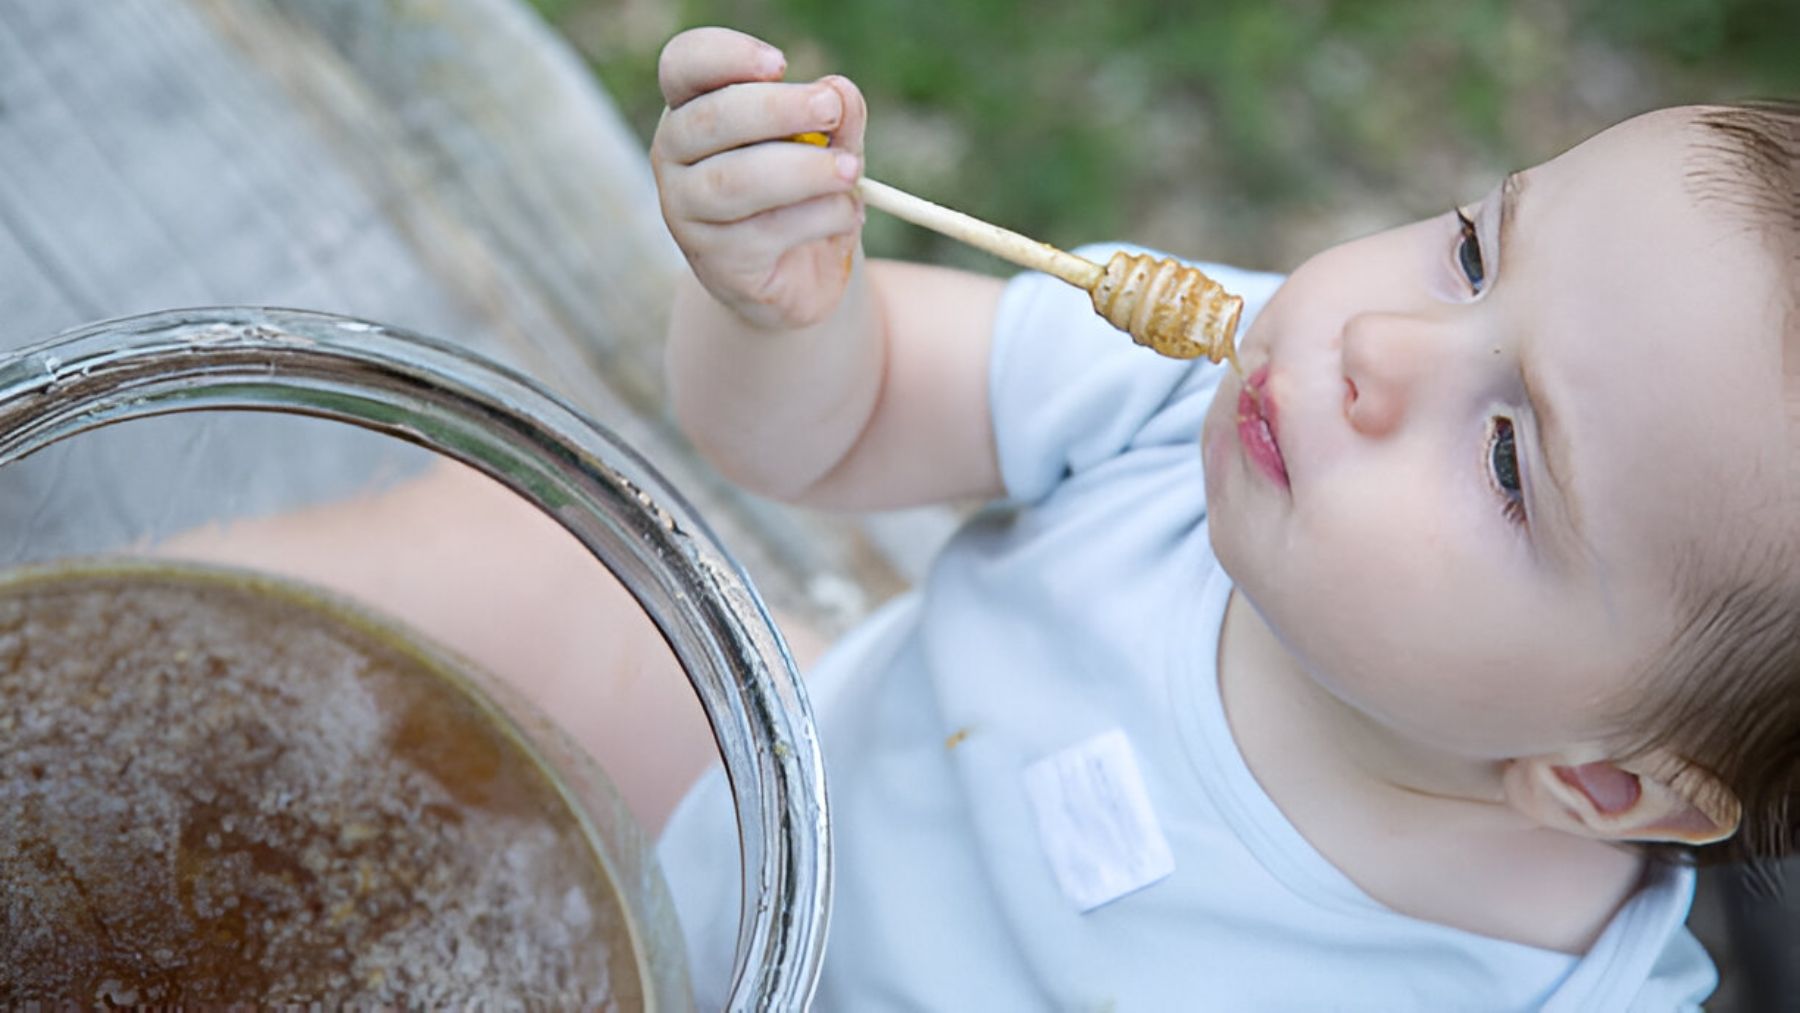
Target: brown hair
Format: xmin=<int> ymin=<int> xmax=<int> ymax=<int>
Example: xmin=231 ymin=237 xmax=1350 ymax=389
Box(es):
xmin=1615 ymin=102 xmax=1800 ymax=875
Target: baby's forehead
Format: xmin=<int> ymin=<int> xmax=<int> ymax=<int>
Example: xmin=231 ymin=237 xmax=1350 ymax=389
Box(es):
xmin=1532 ymin=107 xmax=1789 ymax=243
xmin=1542 ymin=109 xmax=1789 ymax=334
xmin=1512 ymin=111 xmax=1793 ymax=592
xmin=1683 ymin=104 xmax=1800 ymax=558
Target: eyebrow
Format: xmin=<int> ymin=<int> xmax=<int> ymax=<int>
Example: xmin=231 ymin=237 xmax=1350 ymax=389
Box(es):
xmin=1499 ymin=171 xmax=1588 ymax=551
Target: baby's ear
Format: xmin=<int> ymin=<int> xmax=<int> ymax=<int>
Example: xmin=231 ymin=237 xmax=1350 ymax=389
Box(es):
xmin=1502 ymin=751 xmax=1740 ymax=846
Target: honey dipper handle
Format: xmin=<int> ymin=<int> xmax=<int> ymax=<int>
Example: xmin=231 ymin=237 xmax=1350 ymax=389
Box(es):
xmin=857 ymin=177 xmax=1103 ymax=290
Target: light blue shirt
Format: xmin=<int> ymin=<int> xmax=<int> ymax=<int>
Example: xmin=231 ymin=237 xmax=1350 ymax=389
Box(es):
xmin=658 ymin=250 xmax=1716 ymax=1010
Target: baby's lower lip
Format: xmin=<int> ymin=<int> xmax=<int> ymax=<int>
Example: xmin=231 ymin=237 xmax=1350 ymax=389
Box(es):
xmin=1236 ymin=366 xmax=1288 ymax=488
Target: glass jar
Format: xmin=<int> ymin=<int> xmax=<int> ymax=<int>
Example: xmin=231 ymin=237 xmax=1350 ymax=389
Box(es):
xmin=0 ymin=307 xmax=829 ymax=1009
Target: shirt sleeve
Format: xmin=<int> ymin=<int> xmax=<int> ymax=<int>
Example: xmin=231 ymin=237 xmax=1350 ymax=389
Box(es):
xmin=988 ymin=244 xmax=1284 ymax=504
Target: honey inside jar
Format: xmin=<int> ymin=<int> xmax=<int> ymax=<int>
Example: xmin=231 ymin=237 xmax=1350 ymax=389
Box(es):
xmin=0 ymin=561 xmax=651 ymax=1005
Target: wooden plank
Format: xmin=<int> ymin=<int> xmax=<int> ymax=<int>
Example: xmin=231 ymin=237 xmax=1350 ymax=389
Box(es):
xmin=0 ymin=0 xmax=959 ymax=635
xmin=0 ymin=0 xmax=437 ymax=560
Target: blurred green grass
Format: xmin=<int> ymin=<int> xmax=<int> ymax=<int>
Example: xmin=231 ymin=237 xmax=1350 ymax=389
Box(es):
xmin=530 ymin=0 xmax=1800 ymax=272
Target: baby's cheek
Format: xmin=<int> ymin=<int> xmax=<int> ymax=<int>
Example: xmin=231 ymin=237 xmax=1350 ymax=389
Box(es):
xmin=1294 ymin=504 xmax=1465 ymax=613
xmin=1299 ymin=480 xmax=1432 ymax=560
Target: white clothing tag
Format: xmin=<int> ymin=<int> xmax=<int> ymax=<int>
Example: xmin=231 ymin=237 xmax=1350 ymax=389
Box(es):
xmin=1023 ymin=728 xmax=1175 ymax=912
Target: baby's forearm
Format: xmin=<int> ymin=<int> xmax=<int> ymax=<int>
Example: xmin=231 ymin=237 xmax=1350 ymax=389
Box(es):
xmin=666 ymin=251 xmax=887 ymax=502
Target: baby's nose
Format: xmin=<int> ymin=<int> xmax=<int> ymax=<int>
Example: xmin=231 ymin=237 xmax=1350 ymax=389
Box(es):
xmin=1340 ymin=310 xmax=1441 ymax=437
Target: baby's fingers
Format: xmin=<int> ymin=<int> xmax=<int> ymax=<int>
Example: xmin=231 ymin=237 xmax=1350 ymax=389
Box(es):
xmin=692 ymin=192 xmax=862 ymax=262
xmin=664 ymin=142 xmax=860 ymax=224
xmin=659 ymin=26 xmax=785 ymax=109
xmin=657 ymin=80 xmax=844 ymax=166
xmin=819 ymin=76 xmax=867 ymax=162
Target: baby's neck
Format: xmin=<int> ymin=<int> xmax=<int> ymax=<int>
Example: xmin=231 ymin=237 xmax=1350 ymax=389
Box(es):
xmin=1216 ymin=591 xmax=1645 ymax=954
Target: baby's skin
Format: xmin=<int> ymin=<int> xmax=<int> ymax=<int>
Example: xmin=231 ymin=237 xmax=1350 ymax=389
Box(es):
xmin=652 ymin=25 xmax=1789 ymax=953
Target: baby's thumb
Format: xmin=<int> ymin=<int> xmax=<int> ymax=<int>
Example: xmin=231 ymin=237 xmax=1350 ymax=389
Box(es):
xmin=820 ymin=75 xmax=868 ymax=157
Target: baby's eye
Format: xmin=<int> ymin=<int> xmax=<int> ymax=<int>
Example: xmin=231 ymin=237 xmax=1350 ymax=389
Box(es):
xmin=1487 ymin=417 xmax=1526 ymax=527
xmin=1454 ymin=209 xmax=1486 ymax=295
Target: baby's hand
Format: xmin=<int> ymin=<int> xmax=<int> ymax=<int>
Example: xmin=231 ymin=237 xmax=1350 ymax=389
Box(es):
xmin=652 ymin=27 xmax=867 ymax=331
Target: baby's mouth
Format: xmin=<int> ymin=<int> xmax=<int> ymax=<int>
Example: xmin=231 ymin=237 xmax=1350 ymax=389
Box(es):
xmin=1236 ymin=365 xmax=1288 ymax=488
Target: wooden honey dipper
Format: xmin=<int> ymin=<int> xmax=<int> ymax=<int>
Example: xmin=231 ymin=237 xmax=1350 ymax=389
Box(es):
xmin=860 ymin=178 xmax=1242 ymax=366
xmin=793 ymin=135 xmax=1243 ymax=366
xmin=859 ymin=178 xmax=1243 ymax=366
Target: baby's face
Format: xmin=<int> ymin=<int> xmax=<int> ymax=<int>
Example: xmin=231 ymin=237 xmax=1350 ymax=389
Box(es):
xmin=1201 ymin=107 xmax=1791 ymax=759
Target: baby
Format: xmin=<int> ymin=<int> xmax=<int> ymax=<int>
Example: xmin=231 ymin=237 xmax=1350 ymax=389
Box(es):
xmin=648 ymin=25 xmax=1798 ymax=1010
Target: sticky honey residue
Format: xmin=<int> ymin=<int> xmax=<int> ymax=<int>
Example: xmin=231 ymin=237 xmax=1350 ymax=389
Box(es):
xmin=0 ymin=562 xmax=643 ymax=1005
xmin=1089 ymin=252 xmax=1243 ymax=372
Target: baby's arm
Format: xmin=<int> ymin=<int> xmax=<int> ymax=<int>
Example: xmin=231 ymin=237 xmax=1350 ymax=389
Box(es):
xmin=652 ymin=28 xmax=1006 ymax=511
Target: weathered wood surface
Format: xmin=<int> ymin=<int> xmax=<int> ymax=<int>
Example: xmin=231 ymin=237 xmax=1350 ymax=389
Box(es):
xmin=0 ymin=0 xmax=957 ymax=635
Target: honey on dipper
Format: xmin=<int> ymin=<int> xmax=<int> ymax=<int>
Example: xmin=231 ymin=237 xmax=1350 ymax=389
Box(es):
xmin=855 ymin=175 xmax=1245 ymax=370
xmin=789 ymin=133 xmax=1245 ymax=369
xmin=1087 ymin=250 xmax=1244 ymax=369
